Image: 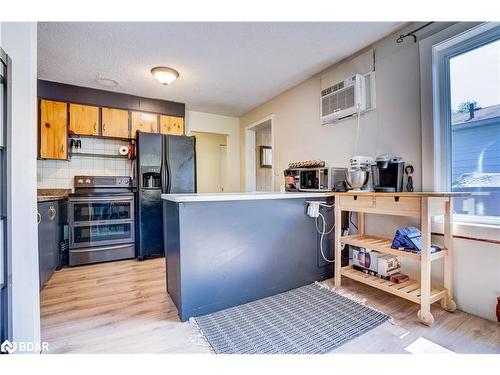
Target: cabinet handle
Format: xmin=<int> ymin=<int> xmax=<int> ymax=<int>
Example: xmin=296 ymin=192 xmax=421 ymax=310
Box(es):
xmin=48 ymin=206 xmax=56 ymax=220
xmin=103 ymin=123 xmax=106 ymax=132
xmin=94 ymin=123 xmax=97 ymax=132
xmin=60 ymin=144 xmax=65 ymax=154
xmin=45 ymin=122 xmax=51 ymax=128
xmin=37 ymin=211 xmax=41 ymax=224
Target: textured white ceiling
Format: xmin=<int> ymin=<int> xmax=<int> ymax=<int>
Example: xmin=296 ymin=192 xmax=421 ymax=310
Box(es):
xmin=37 ymin=22 xmax=402 ymax=117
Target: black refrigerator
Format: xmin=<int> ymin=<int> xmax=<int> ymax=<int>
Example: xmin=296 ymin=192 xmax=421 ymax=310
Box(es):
xmin=0 ymin=47 xmax=11 ymax=344
xmin=135 ymin=131 xmax=196 ymax=259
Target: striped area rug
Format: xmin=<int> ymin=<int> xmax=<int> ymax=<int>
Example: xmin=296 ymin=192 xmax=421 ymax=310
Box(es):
xmin=192 ymin=283 xmax=389 ymax=354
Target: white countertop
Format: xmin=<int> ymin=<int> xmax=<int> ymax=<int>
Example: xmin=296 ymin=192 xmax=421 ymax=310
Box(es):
xmin=162 ymin=191 xmax=335 ymax=202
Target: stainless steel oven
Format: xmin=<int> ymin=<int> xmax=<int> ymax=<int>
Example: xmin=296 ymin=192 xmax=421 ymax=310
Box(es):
xmin=69 ymin=176 xmax=135 ymax=266
xmin=69 ymin=196 xmax=135 ymax=248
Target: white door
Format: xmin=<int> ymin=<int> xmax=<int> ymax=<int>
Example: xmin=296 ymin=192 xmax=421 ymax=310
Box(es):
xmin=219 ymin=145 xmax=227 ymax=192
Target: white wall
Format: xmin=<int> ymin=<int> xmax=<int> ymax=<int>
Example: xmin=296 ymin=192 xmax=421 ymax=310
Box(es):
xmin=191 ymin=131 xmax=228 ymax=193
xmin=239 ymin=25 xmax=447 ymax=191
xmin=255 ymin=126 xmax=272 ymax=191
xmin=239 ymin=23 xmax=499 ymax=322
xmin=186 ymin=110 xmax=240 ymax=192
xmin=1 ymin=22 xmax=41 ymax=348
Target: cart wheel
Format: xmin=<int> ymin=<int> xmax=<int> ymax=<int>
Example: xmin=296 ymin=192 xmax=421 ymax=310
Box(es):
xmin=417 ymin=310 xmax=435 ymax=326
xmin=441 ymin=298 xmax=457 ymax=312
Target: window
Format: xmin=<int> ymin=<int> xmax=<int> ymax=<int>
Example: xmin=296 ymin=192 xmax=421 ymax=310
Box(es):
xmin=432 ymin=23 xmax=500 ymax=224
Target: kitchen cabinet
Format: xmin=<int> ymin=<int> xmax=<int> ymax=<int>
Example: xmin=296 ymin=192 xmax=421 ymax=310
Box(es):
xmin=69 ymin=104 xmax=99 ymax=136
xmin=131 ymin=111 xmax=158 ymax=137
xmin=101 ymin=108 xmax=129 ymax=138
xmin=39 ymin=99 xmax=68 ymax=160
xmin=38 ymin=200 xmax=66 ymax=288
xmin=160 ymin=115 xmax=184 ymax=136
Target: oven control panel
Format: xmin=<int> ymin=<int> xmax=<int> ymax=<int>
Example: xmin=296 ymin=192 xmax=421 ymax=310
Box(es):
xmin=74 ymin=176 xmax=132 ymax=188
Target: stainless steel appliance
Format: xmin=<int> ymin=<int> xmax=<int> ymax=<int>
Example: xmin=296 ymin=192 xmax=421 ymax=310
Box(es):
xmin=371 ymin=154 xmax=405 ymax=192
xmin=0 ymin=47 xmax=11 ymax=344
xmin=284 ymin=167 xmax=346 ymax=192
xmin=68 ymin=176 xmax=135 ymax=266
xmin=346 ymin=155 xmax=375 ymax=191
xmin=136 ymin=132 xmax=196 ymax=259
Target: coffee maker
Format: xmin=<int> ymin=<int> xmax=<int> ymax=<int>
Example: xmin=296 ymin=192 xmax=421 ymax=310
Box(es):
xmin=371 ymin=154 xmax=405 ymax=192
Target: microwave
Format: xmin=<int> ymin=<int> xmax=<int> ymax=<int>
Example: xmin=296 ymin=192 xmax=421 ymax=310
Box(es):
xmin=286 ymin=167 xmax=346 ymax=192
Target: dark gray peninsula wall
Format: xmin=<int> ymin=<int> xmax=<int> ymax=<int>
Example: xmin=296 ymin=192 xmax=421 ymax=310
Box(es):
xmin=162 ymin=193 xmax=339 ymax=321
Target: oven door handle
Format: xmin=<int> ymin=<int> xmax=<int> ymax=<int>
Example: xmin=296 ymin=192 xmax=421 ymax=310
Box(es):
xmin=69 ymin=197 xmax=134 ymax=203
xmin=70 ymin=244 xmax=133 ymax=253
xmin=70 ymin=218 xmax=134 ymax=226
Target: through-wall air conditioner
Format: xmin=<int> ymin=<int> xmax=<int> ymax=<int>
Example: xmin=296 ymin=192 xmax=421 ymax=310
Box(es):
xmin=320 ymin=74 xmax=367 ymax=125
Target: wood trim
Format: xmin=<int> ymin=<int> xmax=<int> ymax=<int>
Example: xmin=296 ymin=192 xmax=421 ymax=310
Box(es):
xmin=431 ymin=231 xmax=500 ymax=245
xmin=38 ymin=79 xmax=185 ymax=118
xmin=336 ymin=192 xmax=469 ymax=197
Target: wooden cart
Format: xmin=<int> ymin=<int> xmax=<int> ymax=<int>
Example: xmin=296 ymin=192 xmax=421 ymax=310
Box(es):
xmin=334 ymin=192 xmax=461 ymax=326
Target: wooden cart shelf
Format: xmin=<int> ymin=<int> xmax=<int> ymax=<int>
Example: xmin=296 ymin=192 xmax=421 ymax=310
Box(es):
xmin=334 ymin=192 xmax=459 ymax=326
xmin=341 ymin=266 xmax=447 ymax=304
xmin=339 ymin=234 xmax=448 ymax=261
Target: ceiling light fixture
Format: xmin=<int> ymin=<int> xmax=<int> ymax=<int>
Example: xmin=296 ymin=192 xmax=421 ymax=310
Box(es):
xmin=151 ymin=66 xmax=179 ymax=85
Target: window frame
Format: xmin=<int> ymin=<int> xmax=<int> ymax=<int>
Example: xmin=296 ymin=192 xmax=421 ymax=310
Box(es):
xmin=431 ymin=22 xmax=500 ymax=224
xmin=432 ymin=23 xmax=500 ymax=191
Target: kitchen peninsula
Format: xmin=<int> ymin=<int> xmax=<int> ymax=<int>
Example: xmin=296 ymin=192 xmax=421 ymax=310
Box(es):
xmin=163 ymin=191 xmax=463 ymax=325
xmin=162 ymin=192 xmax=340 ymax=321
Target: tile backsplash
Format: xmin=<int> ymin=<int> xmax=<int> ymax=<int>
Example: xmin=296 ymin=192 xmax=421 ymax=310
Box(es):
xmin=37 ymin=138 xmax=133 ymax=190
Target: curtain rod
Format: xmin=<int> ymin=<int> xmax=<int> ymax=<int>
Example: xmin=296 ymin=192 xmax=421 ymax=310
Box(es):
xmin=396 ymin=22 xmax=434 ymax=43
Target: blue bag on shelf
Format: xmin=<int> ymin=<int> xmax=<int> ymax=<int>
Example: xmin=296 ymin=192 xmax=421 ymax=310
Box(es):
xmin=391 ymin=226 xmax=441 ymax=254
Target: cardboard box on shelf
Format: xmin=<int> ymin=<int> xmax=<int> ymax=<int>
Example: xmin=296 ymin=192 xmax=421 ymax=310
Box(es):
xmin=377 ymin=254 xmax=401 ymax=277
xmin=352 ymin=247 xmax=380 ymax=274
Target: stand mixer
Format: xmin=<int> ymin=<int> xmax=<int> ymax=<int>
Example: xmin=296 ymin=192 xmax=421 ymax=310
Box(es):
xmin=345 ymin=155 xmax=375 ymax=191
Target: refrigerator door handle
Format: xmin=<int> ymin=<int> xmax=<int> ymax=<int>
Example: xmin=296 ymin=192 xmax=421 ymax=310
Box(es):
xmin=161 ymin=135 xmax=170 ymax=194
xmin=160 ymin=137 xmax=166 ymax=194
xmin=165 ymin=136 xmax=171 ymax=193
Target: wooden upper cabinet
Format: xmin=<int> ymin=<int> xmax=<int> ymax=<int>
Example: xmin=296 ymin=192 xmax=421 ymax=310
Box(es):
xmin=69 ymin=104 xmax=99 ymax=136
xmin=131 ymin=111 xmax=158 ymax=138
xmin=101 ymin=108 xmax=129 ymax=138
xmin=39 ymin=99 xmax=68 ymax=160
xmin=160 ymin=115 xmax=184 ymax=136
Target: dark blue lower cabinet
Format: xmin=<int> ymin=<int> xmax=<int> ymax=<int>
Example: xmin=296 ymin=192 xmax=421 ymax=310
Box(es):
xmin=163 ymin=197 xmax=336 ymax=321
xmin=38 ymin=200 xmax=66 ymax=289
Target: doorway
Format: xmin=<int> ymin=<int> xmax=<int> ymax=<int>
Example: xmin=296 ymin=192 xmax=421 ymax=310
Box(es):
xmin=244 ymin=115 xmax=274 ymax=192
xmin=190 ymin=131 xmax=228 ymax=193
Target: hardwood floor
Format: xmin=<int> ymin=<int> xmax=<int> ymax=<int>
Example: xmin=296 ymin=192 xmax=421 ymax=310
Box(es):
xmin=40 ymin=258 xmax=208 ymax=354
xmin=40 ymin=258 xmax=499 ymax=354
